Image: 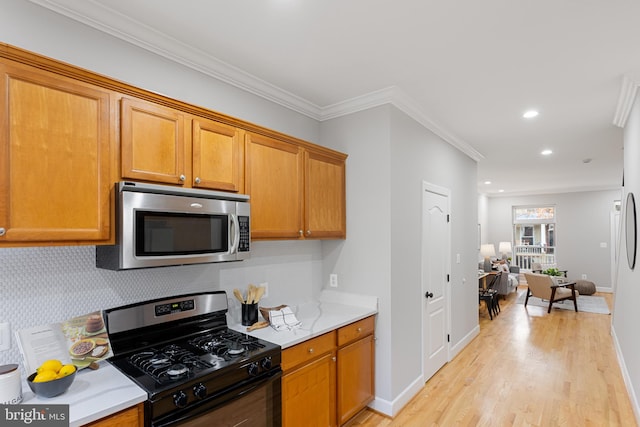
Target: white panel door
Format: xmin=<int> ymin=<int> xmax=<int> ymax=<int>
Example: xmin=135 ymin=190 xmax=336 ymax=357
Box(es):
xmin=422 ymin=182 xmax=450 ymax=381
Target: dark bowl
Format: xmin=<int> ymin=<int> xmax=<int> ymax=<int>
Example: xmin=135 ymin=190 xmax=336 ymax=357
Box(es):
xmin=27 ymin=369 xmax=76 ymax=398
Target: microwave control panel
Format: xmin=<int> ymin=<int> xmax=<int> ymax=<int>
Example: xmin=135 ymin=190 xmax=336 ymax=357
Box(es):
xmin=238 ymin=216 xmax=250 ymax=252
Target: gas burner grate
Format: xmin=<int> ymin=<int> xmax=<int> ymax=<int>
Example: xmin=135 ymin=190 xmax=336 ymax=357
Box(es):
xmin=188 ymin=330 xmax=266 ymax=358
xmin=128 ymin=345 xmax=213 ymax=384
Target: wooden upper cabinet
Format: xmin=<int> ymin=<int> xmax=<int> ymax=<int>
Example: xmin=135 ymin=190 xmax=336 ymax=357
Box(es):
xmin=246 ymin=132 xmax=347 ymax=240
xmin=0 ymin=60 xmax=113 ymax=244
xmin=305 ymin=149 xmax=346 ymax=239
xmin=245 ymin=132 xmax=303 ymax=239
xmin=120 ymin=97 xmax=187 ymax=185
xmin=192 ymin=117 xmax=243 ymax=192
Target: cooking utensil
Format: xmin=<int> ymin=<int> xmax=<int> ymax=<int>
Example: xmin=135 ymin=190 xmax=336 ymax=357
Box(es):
xmin=253 ymin=286 xmax=265 ymax=303
xmin=233 ymin=289 xmax=245 ymax=304
xmin=246 ymin=321 xmax=269 ymax=332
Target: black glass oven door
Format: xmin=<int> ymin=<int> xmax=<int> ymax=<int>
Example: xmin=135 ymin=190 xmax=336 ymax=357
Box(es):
xmin=153 ymin=372 xmax=281 ymax=427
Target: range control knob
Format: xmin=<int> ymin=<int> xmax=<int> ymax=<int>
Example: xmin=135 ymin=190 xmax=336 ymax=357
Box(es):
xmin=173 ymin=390 xmax=188 ymax=408
xmin=193 ymin=383 xmax=207 ymax=400
xmin=261 ymin=356 xmax=272 ymax=370
xmin=248 ymin=362 xmax=260 ymax=377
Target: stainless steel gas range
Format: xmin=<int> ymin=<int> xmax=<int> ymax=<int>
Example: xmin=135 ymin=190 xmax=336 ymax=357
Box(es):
xmin=104 ymin=291 xmax=281 ymax=427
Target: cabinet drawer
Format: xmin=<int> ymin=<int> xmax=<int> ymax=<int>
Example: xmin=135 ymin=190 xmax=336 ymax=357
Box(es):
xmin=282 ymin=332 xmax=336 ymax=372
xmin=337 ymin=316 xmax=375 ymax=347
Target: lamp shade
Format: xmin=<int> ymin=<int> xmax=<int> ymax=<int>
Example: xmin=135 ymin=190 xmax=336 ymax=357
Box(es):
xmin=498 ymin=241 xmax=512 ymax=254
xmin=480 ymin=244 xmax=496 ymax=258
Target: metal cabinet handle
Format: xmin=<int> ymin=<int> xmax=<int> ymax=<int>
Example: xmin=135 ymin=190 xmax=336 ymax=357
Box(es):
xmin=308 ymin=348 xmax=314 ymax=354
xmin=194 ymin=177 xmax=201 ymax=184
xmin=179 ymin=174 xmax=186 ymax=181
xmin=306 ymin=230 xmax=311 ymax=236
xmin=357 ymin=327 xmax=363 ymax=333
xmin=299 ymin=230 xmax=304 ymax=237
xmin=0 ymin=227 xmax=5 ymax=237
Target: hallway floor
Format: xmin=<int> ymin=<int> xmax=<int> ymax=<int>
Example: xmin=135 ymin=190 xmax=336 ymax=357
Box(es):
xmin=348 ymin=286 xmax=637 ymax=426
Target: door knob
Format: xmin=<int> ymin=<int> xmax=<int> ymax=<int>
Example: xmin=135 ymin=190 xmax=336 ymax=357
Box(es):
xmin=425 ymin=292 xmax=434 ymax=299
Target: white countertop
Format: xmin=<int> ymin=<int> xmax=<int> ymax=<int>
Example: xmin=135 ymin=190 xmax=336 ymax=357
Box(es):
xmin=229 ymin=290 xmax=379 ymax=348
xmin=20 ymin=362 xmax=147 ymax=427
xmin=17 ymin=290 xmax=377 ymax=426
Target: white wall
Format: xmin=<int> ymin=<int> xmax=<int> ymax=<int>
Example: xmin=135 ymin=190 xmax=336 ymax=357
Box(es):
xmin=614 ymin=93 xmax=640 ymax=420
xmin=0 ymin=0 xmax=320 ymax=143
xmin=320 ymin=105 xmax=479 ymax=413
xmin=486 ymin=190 xmax=620 ymax=288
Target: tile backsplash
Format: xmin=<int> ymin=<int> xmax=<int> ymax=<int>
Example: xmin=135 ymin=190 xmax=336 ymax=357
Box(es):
xmin=0 ymin=240 xmax=322 ymax=368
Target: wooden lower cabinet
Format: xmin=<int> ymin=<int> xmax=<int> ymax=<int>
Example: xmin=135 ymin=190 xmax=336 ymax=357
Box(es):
xmin=83 ymin=403 xmax=144 ymax=427
xmin=281 ymin=316 xmax=375 ymax=427
xmin=337 ymin=334 xmax=375 ymax=425
xmin=282 ymin=351 xmax=337 ymax=427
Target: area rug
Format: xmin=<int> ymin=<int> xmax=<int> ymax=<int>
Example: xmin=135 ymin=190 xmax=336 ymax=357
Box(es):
xmin=516 ymin=292 xmax=610 ymax=314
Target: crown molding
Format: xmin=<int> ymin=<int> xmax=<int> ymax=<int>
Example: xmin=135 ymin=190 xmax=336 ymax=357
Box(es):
xmin=26 ymin=0 xmax=481 ymax=160
xmin=613 ymin=73 xmax=640 ymax=128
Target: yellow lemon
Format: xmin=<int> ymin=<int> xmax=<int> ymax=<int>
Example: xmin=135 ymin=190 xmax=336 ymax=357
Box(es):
xmin=38 ymin=359 xmax=63 ymax=374
xmin=33 ymin=371 xmax=57 ymax=383
xmin=57 ymin=364 xmax=76 ymax=378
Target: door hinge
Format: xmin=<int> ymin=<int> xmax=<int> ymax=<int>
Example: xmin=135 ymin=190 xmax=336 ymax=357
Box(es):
xmin=447 ymin=334 xmax=450 ymax=342
xmin=446 ymin=274 xmax=450 ymax=282
xmin=447 ymin=214 xmax=450 ymax=222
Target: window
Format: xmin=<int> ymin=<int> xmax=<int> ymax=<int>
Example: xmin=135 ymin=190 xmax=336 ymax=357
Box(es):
xmin=512 ymin=205 xmax=556 ymax=269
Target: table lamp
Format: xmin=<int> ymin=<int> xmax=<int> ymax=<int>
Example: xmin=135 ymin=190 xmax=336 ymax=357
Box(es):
xmin=498 ymin=241 xmax=512 ymax=261
xmin=480 ymin=244 xmax=496 ymax=272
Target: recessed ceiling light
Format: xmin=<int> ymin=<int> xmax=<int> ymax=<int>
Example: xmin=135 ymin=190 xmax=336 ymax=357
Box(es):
xmin=523 ymin=110 xmax=539 ymax=119
xmin=541 ymin=149 xmax=552 ymax=156
xmin=498 ymin=189 xmax=505 ymax=193
xmin=484 ymin=180 xmax=492 ymax=185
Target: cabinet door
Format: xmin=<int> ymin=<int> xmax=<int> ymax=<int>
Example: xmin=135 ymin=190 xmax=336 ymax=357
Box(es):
xmin=304 ymin=149 xmax=346 ymax=239
xmin=245 ymin=133 xmax=303 ymax=239
xmin=192 ymin=117 xmax=242 ymax=192
xmin=83 ymin=403 xmax=143 ymax=427
xmin=120 ymin=97 xmax=187 ymax=185
xmin=282 ymin=352 xmax=337 ymax=427
xmin=0 ymin=61 xmax=112 ymax=243
xmin=337 ymin=335 xmax=375 ymax=425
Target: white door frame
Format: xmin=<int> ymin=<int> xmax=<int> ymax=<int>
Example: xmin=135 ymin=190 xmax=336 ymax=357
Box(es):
xmin=421 ymin=181 xmax=452 ymax=381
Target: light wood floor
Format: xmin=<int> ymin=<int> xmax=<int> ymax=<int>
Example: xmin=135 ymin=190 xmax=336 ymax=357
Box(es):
xmin=348 ymin=286 xmax=637 ymax=427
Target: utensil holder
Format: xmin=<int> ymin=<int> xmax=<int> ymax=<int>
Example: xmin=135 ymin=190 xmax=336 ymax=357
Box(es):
xmin=241 ymin=303 xmax=258 ymax=326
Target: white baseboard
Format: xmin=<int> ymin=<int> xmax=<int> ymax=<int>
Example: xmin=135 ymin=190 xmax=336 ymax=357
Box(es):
xmin=450 ymin=324 xmax=480 ymax=358
xmin=611 ymin=325 xmax=640 ymax=425
xmin=367 ymin=375 xmax=424 ymax=417
xmin=367 ymin=324 xmax=480 ymax=417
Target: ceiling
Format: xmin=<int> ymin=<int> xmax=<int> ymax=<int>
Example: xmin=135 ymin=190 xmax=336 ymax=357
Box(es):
xmin=27 ymin=0 xmax=640 ymax=196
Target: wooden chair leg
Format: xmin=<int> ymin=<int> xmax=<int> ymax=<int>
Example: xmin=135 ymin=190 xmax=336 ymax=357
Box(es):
xmin=548 ymin=288 xmax=557 ymax=313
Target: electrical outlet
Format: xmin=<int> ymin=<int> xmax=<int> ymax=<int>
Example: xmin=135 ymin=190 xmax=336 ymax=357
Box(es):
xmin=581 ymin=274 xmax=587 ymax=280
xmin=259 ymin=282 xmax=269 ymax=298
xmin=329 ymin=274 xmax=338 ymax=288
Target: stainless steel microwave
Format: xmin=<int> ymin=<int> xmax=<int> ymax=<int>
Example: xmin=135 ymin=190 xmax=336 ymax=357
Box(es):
xmin=96 ymin=181 xmax=250 ymax=270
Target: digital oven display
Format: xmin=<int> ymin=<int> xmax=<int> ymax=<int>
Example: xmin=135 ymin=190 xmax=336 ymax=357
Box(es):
xmin=155 ymin=299 xmax=195 ymax=316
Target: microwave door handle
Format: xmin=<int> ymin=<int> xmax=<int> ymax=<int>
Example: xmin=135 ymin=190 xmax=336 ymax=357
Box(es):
xmin=230 ymin=214 xmax=240 ymax=254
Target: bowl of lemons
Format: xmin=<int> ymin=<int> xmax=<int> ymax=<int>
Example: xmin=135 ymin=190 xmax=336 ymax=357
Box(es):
xmin=27 ymin=359 xmax=76 ymax=398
